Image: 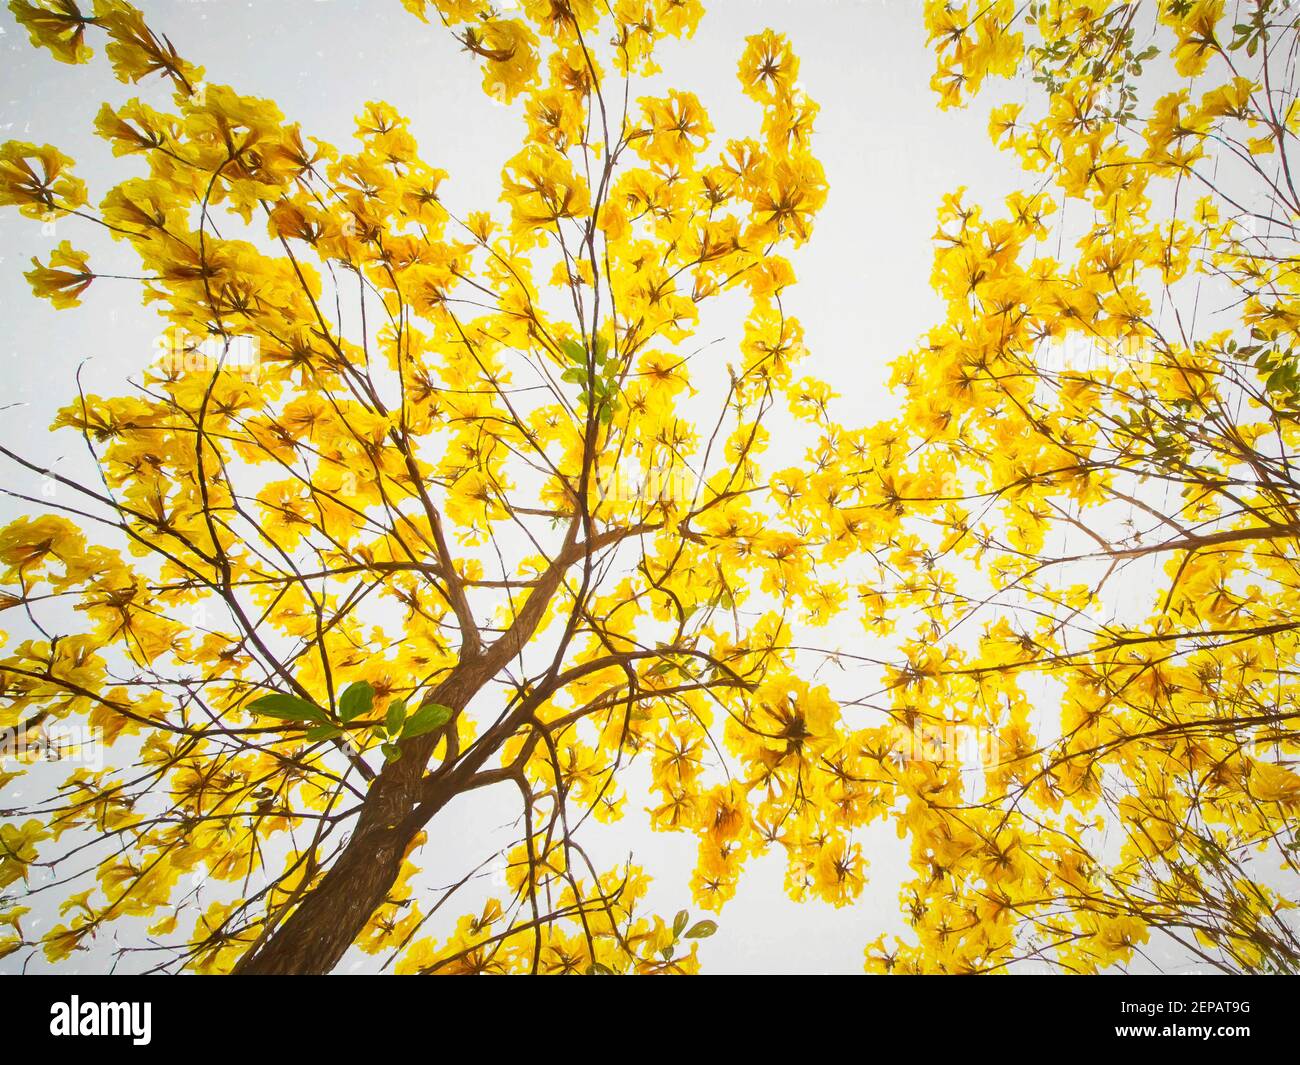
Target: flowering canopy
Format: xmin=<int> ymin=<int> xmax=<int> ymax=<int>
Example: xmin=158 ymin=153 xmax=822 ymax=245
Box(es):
xmin=1 ymin=0 xmax=1298 ymax=974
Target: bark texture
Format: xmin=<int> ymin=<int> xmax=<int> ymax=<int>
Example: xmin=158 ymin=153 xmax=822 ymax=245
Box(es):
xmin=234 ymin=546 xmax=573 ymax=974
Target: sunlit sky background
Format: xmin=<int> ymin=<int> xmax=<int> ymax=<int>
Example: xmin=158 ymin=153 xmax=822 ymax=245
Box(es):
xmin=0 ymin=0 xmax=1200 ymax=973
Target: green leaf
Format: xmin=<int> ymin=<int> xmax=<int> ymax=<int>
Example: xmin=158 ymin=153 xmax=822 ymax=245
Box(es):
xmin=385 ymin=698 xmax=408 ymax=736
xmin=338 ymin=680 xmax=375 ymax=722
xmin=401 ymin=700 xmax=453 ymax=740
xmin=673 ymin=909 xmax=689 ymax=937
xmin=560 ymin=338 xmax=586 ymax=364
xmin=381 ymin=742 xmax=403 ymax=763
xmin=249 ymin=693 xmax=328 ymax=724
xmin=684 ymin=920 xmax=717 ymax=939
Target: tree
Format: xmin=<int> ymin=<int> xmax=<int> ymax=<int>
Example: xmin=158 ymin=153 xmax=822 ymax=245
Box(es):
xmin=858 ymin=0 xmax=1300 ymax=973
xmin=2 ymin=0 xmax=1298 ymax=978
xmin=0 ymin=0 xmax=847 ymax=975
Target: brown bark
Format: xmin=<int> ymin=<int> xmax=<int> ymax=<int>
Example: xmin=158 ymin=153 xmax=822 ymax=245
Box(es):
xmin=232 ymin=667 xmax=485 ymax=975
xmin=232 ymin=750 xmax=444 ymax=974
xmin=233 ymin=534 xmax=578 ymax=974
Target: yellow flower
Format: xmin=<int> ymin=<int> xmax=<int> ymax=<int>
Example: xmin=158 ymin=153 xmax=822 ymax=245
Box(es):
xmin=25 ymin=240 xmax=94 ymax=308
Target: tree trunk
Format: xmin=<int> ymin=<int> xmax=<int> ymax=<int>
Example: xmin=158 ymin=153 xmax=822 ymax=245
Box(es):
xmin=232 ymin=768 xmax=436 ymax=974
xmin=233 ymin=536 xmax=574 ymax=974
xmin=232 ymin=680 xmax=472 ymax=975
